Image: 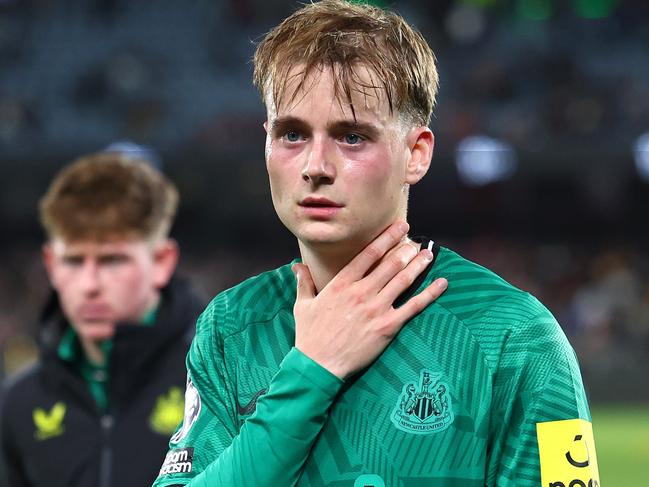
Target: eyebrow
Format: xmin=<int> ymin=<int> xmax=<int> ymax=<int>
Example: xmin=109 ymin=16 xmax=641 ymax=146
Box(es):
xmin=270 ymin=117 xmax=309 ymax=136
xmin=270 ymin=116 xmax=381 ymax=139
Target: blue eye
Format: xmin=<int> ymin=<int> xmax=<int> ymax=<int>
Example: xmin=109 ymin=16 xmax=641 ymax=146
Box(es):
xmin=344 ymin=133 xmax=363 ymax=145
xmin=285 ymin=131 xmax=301 ymax=142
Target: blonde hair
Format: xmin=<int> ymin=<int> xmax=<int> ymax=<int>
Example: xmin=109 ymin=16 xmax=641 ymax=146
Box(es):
xmin=40 ymin=153 xmax=179 ymax=242
xmin=253 ymin=0 xmax=439 ymax=126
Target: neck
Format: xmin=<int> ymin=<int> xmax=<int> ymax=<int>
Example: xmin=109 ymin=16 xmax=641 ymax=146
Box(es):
xmin=298 ymin=234 xmax=419 ymax=293
xmin=79 ymin=338 xmax=106 ymax=366
xmin=298 ymin=242 xmax=357 ymax=292
xmin=298 ymin=210 xmax=413 ymax=292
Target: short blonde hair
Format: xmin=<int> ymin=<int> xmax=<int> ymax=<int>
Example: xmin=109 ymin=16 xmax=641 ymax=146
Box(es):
xmin=253 ymin=0 xmax=439 ymax=126
xmin=40 ymin=153 xmax=179 ymax=242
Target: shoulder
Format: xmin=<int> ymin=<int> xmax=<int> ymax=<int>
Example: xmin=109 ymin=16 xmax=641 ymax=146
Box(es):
xmin=433 ymin=247 xmax=566 ymax=366
xmin=194 ymin=263 xmax=296 ymax=341
xmin=1 ymin=361 xmax=43 ymax=418
xmin=2 ymin=361 xmax=42 ymax=396
xmin=435 ymin=247 xmax=548 ymax=321
xmin=435 ymin=246 xmax=552 ymax=323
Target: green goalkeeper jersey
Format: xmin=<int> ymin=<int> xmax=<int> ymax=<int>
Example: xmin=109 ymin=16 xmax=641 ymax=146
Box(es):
xmin=152 ymin=243 xmax=600 ymax=487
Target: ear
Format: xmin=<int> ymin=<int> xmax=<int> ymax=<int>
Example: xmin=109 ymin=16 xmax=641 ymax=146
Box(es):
xmin=151 ymin=239 xmax=179 ymax=289
xmin=263 ymin=121 xmax=269 ymax=134
xmin=42 ymin=243 xmax=58 ymax=287
xmin=405 ymin=127 xmax=434 ymax=185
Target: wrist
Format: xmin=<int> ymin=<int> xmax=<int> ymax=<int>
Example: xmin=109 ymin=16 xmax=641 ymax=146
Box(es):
xmin=294 ymin=347 xmax=347 ymax=380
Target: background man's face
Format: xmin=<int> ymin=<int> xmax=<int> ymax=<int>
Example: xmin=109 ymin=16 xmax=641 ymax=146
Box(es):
xmin=264 ymin=65 xmax=414 ymax=255
xmin=43 ymin=238 xmax=161 ymax=342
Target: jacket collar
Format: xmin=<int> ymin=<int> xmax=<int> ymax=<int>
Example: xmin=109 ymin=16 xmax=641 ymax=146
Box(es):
xmin=37 ymin=276 xmax=204 ymax=396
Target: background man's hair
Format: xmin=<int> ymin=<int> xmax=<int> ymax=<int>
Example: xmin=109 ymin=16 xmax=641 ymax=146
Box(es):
xmin=40 ymin=152 xmax=179 ymax=242
xmin=253 ymin=0 xmax=439 ymax=126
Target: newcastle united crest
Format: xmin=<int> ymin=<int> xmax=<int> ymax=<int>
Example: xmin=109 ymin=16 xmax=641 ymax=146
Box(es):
xmin=391 ymin=369 xmax=454 ymax=435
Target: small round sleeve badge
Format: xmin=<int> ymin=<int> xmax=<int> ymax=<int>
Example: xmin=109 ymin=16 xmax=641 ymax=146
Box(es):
xmin=170 ymin=374 xmax=202 ymax=444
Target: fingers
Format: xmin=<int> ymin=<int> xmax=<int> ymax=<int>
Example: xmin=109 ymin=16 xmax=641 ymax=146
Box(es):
xmin=377 ymin=248 xmax=435 ymax=303
xmin=391 ymin=277 xmax=448 ymax=324
xmin=363 ymin=242 xmax=419 ymax=292
xmin=340 ymin=220 xmax=409 ymax=281
xmin=293 ymin=263 xmax=316 ymax=302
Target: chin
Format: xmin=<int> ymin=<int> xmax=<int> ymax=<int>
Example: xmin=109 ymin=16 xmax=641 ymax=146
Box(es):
xmin=78 ymin=324 xmax=116 ymax=342
xmin=298 ymin=229 xmax=370 ymax=254
xmin=295 ymin=225 xmax=349 ymax=246
xmin=288 ymin=216 xmax=381 ymax=251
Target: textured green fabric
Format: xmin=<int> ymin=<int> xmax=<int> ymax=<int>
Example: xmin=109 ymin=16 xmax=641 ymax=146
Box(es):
xmin=153 ymin=247 xmax=593 ymax=486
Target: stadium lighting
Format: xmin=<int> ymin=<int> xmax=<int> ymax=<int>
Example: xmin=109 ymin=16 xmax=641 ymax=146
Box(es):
xmin=634 ymin=132 xmax=649 ymax=182
xmin=456 ymin=135 xmax=517 ymax=186
xmin=445 ymin=3 xmax=486 ymax=44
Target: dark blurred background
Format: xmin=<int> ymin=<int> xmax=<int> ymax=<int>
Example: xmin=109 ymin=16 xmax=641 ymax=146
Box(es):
xmin=0 ymin=1 xmax=648 ymax=473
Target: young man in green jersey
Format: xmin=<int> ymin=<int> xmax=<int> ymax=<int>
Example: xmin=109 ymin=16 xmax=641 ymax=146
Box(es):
xmin=154 ymin=1 xmax=600 ymax=486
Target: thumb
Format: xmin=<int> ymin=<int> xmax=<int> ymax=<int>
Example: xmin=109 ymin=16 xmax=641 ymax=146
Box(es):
xmin=292 ymin=263 xmax=316 ymax=301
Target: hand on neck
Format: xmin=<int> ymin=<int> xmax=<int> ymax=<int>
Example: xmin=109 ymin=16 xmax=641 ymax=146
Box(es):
xmin=298 ymin=233 xmax=420 ymax=293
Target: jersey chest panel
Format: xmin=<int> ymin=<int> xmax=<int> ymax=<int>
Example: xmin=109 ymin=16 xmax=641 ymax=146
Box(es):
xmin=229 ymin=307 xmax=494 ymax=486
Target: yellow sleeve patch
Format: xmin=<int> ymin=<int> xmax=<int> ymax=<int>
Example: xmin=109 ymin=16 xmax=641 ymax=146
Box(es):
xmin=537 ymin=419 xmax=600 ymax=487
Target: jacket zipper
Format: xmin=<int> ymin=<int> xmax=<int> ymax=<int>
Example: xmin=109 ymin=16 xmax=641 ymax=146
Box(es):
xmin=99 ymin=415 xmax=114 ymax=487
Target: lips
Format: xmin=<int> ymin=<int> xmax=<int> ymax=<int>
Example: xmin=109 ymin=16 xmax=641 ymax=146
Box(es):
xmin=77 ymin=303 xmax=112 ymax=322
xmin=298 ymin=196 xmax=344 ymax=219
xmin=299 ymin=197 xmax=343 ymax=208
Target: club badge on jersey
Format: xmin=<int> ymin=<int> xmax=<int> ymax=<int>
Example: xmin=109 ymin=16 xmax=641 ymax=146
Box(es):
xmin=537 ymin=418 xmax=600 ymax=487
xmin=391 ymin=369 xmax=454 ymax=435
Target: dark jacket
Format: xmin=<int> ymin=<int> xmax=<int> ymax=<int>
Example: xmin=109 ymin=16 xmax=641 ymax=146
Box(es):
xmin=0 ymin=277 xmax=204 ymax=487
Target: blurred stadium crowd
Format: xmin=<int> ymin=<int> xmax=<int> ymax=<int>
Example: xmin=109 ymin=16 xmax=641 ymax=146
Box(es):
xmin=1 ymin=0 xmax=648 ymax=401
xmin=1 ymin=0 xmax=648 ymax=157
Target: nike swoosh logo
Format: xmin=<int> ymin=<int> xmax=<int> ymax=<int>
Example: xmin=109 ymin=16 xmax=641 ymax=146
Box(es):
xmin=236 ymin=389 xmax=267 ymax=416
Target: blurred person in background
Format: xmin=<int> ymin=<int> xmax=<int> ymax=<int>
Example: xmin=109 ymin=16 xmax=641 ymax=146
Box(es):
xmin=153 ymin=1 xmax=598 ymax=486
xmin=0 ymin=152 xmax=204 ymax=487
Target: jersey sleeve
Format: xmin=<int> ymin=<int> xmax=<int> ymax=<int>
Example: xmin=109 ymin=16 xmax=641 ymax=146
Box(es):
xmin=152 ymin=307 xmax=343 ymax=487
xmin=486 ymin=306 xmax=600 ymax=486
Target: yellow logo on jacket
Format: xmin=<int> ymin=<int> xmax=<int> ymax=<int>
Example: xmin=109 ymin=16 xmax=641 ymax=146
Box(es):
xmin=150 ymin=386 xmax=184 ymax=436
xmin=537 ymin=418 xmax=600 ymax=487
xmin=33 ymin=402 xmax=66 ymax=441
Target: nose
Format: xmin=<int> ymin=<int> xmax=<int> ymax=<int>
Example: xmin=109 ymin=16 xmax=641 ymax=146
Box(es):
xmin=302 ymin=138 xmax=335 ymax=185
xmin=79 ymin=260 xmax=101 ymax=295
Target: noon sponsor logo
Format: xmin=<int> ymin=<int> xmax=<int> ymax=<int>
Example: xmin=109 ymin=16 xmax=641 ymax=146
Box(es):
xmin=537 ymin=419 xmax=600 ymax=487
xmin=548 ymin=481 xmax=599 ymax=487
xmin=547 ymin=435 xmax=600 ymax=487
xmin=159 ymin=447 xmax=194 ymax=476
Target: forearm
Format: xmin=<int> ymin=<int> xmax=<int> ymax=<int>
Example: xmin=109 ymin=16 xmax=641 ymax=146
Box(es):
xmin=187 ymin=348 xmax=342 ymax=486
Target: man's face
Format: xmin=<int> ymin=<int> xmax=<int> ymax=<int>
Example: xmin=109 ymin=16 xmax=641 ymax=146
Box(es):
xmin=43 ymin=238 xmax=170 ymax=342
xmin=264 ymin=65 xmax=432 ymax=255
